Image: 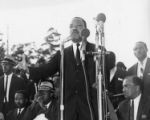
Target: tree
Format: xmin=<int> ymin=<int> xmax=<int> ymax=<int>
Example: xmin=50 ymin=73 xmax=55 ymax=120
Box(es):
xmin=10 ymin=27 xmax=61 ymax=65
xmin=0 ymin=42 xmax=5 ymax=61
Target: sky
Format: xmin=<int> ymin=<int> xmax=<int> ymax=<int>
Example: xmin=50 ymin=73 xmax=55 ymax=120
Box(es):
xmin=0 ymin=0 xmax=149 ymax=68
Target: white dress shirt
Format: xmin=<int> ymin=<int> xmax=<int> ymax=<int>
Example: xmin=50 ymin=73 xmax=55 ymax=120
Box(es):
xmin=131 ymin=94 xmax=141 ymax=120
xmin=4 ymin=73 xmax=13 ymax=102
xmin=45 ymin=101 xmax=52 ymax=109
xmin=17 ymin=108 xmax=24 ymax=115
xmin=72 ymin=42 xmax=82 ymax=58
xmin=73 ymin=41 xmax=87 ymax=62
xmin=137 ymin=57 xmax=147 ymax=78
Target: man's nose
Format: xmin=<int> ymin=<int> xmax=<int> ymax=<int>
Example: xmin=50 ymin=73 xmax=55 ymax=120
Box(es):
xmin=72 ymin=29 xmax=79 ymax=33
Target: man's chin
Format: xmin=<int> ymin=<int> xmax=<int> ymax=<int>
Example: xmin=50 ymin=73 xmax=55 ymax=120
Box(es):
xmin=71 ymin=38 xmax=82 ymax=43
xmin=123 ymin=93 xmax=128 ymax=98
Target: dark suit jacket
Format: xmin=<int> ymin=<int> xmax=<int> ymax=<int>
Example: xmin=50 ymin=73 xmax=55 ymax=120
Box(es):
xmin=6 ymin=108 xmax=27 ymax=120
xmin=0 ymin=74 xmax=27 ymax=115
xmin=108 ymin=67 xmax=126 ymax=95
xmin=108 ymin=67 xmax=126 ymax=108
xmin=117 ymin=95 xmax=150 ymax=120
xmin=23 ymin=99 xmax=58 ymax=120
xmin=29 ymin=42 xmax=113 ymax=120
xmin=127 ymin=58 xmax=150 ymax=96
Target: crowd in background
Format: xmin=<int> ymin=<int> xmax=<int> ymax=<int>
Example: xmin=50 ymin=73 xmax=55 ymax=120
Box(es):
xmin=0 ymin=17 xmax=149 ymax=120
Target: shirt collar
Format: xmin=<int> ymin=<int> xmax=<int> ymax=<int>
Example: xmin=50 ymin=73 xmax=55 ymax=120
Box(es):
xmin=138 ymin=57 xmax=148 ymax=66
xmin=132 ymin=93 xmax=141 ymax=102
xmin=73 ymin=42 xmax=82 ymax=49
xmin=4 ymin=73 xmax=13 ymax=78
xmin=45 ymin=101 xmax=52 ymax=109
xmin=18 ymin=107 xmax=24 ymax=113
xmin=4 ymin=72 xmax=13 ymax=77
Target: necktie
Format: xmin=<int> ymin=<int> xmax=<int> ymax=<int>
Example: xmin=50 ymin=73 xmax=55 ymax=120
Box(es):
xmin=140 ymin=67 xmax=144 ymax=79
xmin=129 ymin=100 xmax=134 ymax=120
xmin=4 ymin=76 xmax=8 ymax=102
xmin=17 ymin=109 xmax=21 ymax=119
xmin=76 ymin=43 xmax=81 ymax=65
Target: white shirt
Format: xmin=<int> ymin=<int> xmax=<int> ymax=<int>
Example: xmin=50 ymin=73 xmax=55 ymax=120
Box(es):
xmin=72 ymin=42 xmax=82 ymax=58
xmin=4 ymin=73 xmax=13 ymax=102
xmin=45 ymin=101 xmax=52 ymax=109
xmin=17 ymin=108 xmax=24 ymax=115
xmin=137 ymin=57 xmax=148 ymax=78
xmin=131 ymin=94 xmax=141 ymax=120
xmin=72 ymin=41 xmax=86 ymax=62
xmin=110 ymin=66 xmax=117 ymax=82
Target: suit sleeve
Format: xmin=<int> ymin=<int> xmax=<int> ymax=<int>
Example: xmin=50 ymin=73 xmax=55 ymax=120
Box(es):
xmin=29 ymin=51 xmax=61 ymax=83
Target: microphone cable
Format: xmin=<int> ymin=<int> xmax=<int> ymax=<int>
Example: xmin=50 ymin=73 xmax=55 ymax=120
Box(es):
xmin=81 ymin=60 xmax=94 ymax=120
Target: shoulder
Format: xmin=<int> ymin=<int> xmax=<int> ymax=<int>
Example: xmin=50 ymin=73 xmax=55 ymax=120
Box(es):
xmin=63 ymin=45 xmax=74 ymax=54
xmin=147 ymin=58 xmax=150 ymax=63
xmin=87 ymin=42 xmax=95 ymax=49
xmin=141 ymin=95 xmax=150 ymax=105
xmin=127 ymin=63 xmax=137 ymax=75
xmin=128 ymin=63 xmax=138 ymax=70
xmin=0 ymin=75 xmax=4 ymax=79
xmin=0 ymin=75 xmax=4 ymax=81
xmin=7 ymin=109 xmax=16 ymax=117
xmin=118 ymin=99 xmax=129 ymax=110
xmin=12 ymin=74 xmax=25 ymax=81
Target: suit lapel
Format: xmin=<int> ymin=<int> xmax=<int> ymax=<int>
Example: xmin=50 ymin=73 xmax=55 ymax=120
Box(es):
xmin=134 ymin=63 xmax=138 ymax=75
xmin=19 ymin=108 xmax=27 ymax=119
xmin=121 ymin=100 xmax=131 ymax=120
xmin=9 ymin=74 xmax=14 ymax=97
xmin=1 ymin=76 xmax=5 ymax=95
xmin=66 ymin=45 xmax=77 ymax=67
xmin=14 ymin=109 xmax=18 ymax=120
xmin=143 ymin=58 xmax=150 ymax=78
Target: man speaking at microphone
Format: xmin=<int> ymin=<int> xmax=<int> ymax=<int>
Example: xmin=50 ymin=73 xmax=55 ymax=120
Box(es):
xmin=19 ymin=17 xmax=114 ymax=120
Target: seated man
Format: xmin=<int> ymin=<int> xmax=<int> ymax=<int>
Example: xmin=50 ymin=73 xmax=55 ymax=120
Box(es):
xmin=23 ymin=81 xmax=58 ymax=120
xmin=6 ymin=90 xmax=30 ymax=120
xmin=117 ymin=75 xmax=150 ymax=120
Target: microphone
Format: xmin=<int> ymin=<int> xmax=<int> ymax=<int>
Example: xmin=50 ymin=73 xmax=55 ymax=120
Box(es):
xmin=95 ymin=13 xmax=106 ymax=34
xmin=95 ymin=13 xmax=106 ymax=23
xmin=81 ymin=28 xmax=90 ymax=38
xmin=80 ymin=29 xmax=90 ymax=61
xmin=84 ymin=51 xmax=110 ymax=55
xmin=64 ymin=36 xmax=72 ymax=43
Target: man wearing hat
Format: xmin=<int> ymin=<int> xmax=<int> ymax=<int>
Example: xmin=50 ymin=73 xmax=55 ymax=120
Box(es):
xmin=0 ymin=55 xmax=27 ymax=117
xmin=23 ymin=81 xmax=58 ymax=120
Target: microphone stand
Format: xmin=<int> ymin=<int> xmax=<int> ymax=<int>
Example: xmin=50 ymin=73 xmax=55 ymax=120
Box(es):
xmin=95 ymin=22 xmax=108 ymax=120
xmin=60 ymin=39 xmax=64 ymax=120
xmin=95 ymin=22 xmax=118 ymax=120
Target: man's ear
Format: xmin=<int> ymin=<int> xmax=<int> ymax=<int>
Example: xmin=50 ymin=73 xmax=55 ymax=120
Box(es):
xmin=136 ymin=86 xmax=140 ymax=92
xmin=25 ymin=98 xmax=28 ymax=103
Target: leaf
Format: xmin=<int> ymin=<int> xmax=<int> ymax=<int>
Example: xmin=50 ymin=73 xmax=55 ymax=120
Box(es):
xmin=52 ymin=32 xmax=61 ymax=36
xmin=48 ymin=27 xmax=54 ymax=31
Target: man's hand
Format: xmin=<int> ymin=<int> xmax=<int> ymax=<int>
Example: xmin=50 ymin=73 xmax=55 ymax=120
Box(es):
xmin=34 ymin=92 xmax=46 ymax=110
xmin=92 ymin=82 xmax=98 ymax=89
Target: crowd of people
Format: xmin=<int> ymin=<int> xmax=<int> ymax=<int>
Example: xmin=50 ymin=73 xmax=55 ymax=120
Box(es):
xmin=0 ymin=17 xmax=149 ymax=120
